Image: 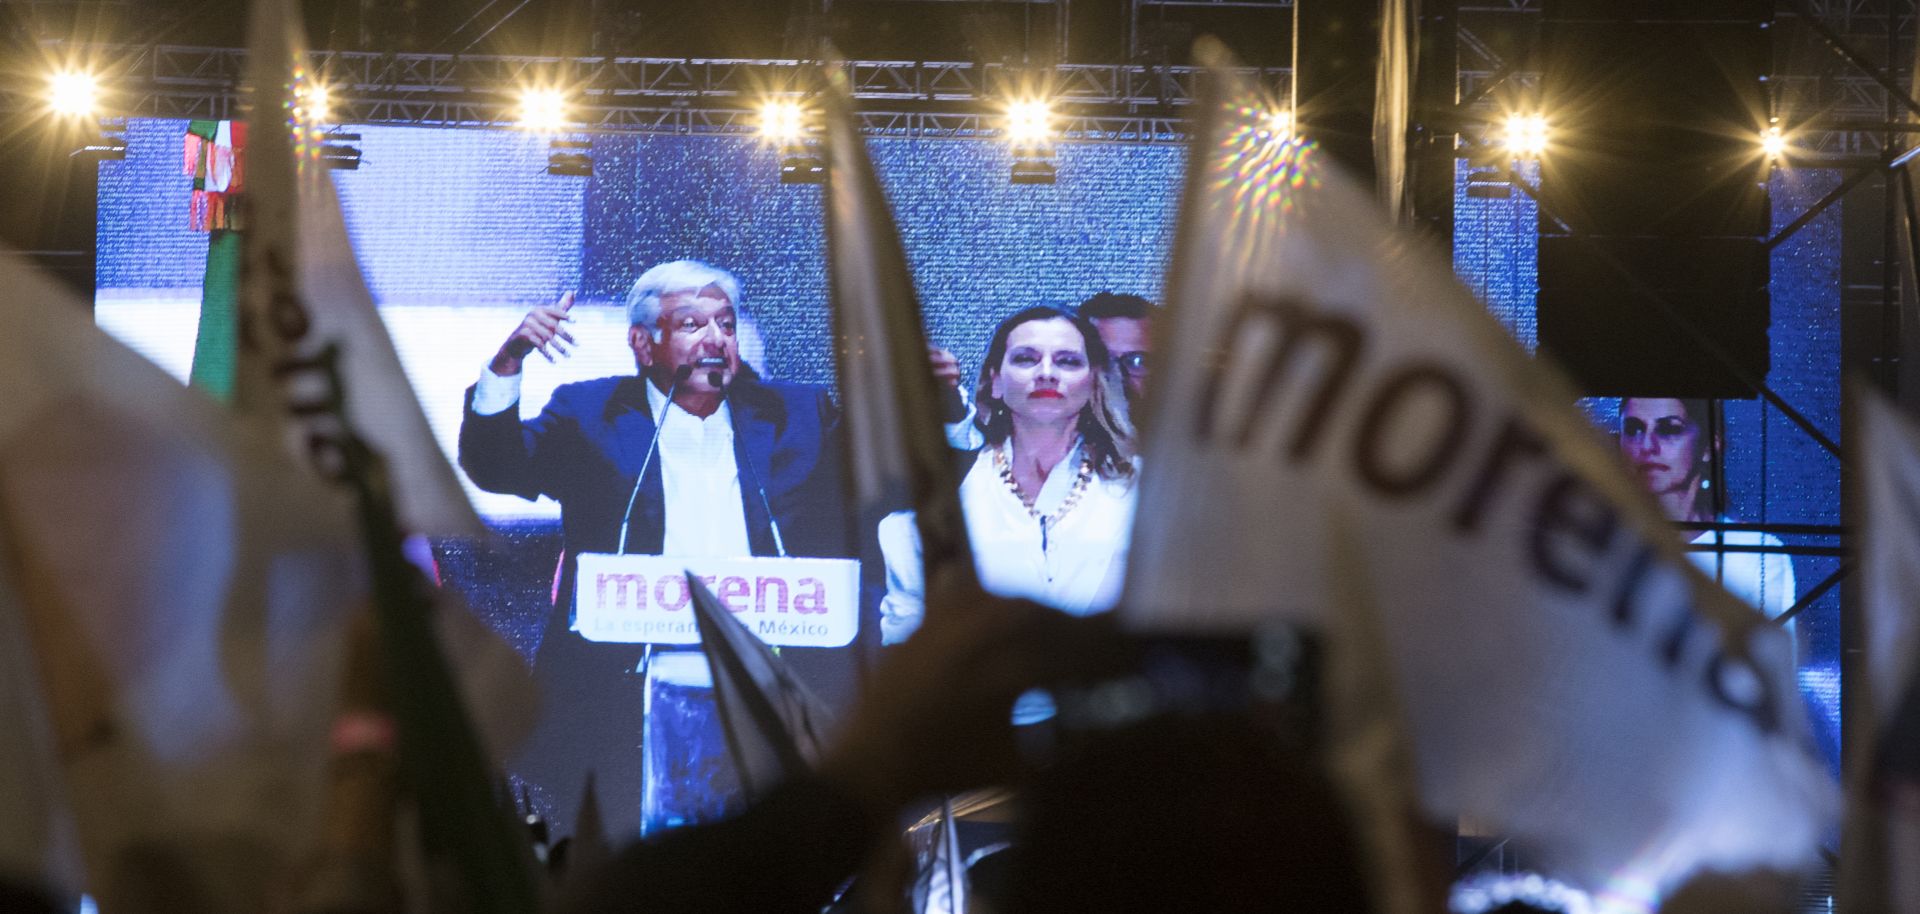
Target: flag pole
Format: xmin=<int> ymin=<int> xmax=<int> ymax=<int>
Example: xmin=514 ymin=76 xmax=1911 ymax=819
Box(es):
xmin=314 ymin=344 xmax=542 ymax=914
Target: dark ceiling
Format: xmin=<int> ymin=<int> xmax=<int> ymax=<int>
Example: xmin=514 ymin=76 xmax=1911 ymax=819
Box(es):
xmin=4 ymin=0 xmax=1298 ymax=66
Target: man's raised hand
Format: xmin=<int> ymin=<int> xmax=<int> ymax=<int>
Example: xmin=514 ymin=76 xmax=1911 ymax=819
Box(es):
xmin=491 ymin=291 xmax=579 ymax=376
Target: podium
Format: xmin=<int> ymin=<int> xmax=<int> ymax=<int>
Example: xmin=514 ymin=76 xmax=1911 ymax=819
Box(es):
xmin=572 ymin=553 xmax=860 ymax=647
xmin=572 ymin=553 xmax=860 ymax=834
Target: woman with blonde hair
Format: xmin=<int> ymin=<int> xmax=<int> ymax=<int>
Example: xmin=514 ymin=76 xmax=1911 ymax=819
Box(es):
xmin=879 ymin=306 xmax=1138 ymax=646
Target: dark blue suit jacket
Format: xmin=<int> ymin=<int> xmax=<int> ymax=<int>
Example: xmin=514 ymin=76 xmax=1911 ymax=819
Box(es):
xmin=460 ymin=372 xmax=850 ymax=584
xmin=458 ymin=371 xmax=851 ymax=836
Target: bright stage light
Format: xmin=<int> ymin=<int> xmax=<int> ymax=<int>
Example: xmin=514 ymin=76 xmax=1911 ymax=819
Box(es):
xmin=1760 ymin=125 xmax=1787 ymax=160
xmin=1263 ymin=108 xmax=1293 ymax=140
xmin=303 ymin=83 xmax=333 ymax=123
xmin=1005 ymin=98 xmax=1054 ymax=146
xmin=48 ymin=70 xmax=99 ymax=118
xmin=759 ymin=99 xmax=805 ymax=144
xmin=292 ymin=81 xmax=333 ymax=124
xmin=1502 ymin=113 xmax=1549 ymax=158
xmin=518 ymin=87 xmax=569 ymax=132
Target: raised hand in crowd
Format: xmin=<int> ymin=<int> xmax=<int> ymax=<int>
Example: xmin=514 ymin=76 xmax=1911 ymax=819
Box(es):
xmin=491 ymin=291 xmax=579 ymax=376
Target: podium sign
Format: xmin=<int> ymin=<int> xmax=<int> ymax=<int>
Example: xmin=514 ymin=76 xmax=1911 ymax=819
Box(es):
xmin=573 ymin=553 xmax=860 ymax=647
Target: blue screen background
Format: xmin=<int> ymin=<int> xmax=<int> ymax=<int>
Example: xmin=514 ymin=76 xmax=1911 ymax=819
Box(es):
xmin=94 ymin=117 xmax=1844 ymax=771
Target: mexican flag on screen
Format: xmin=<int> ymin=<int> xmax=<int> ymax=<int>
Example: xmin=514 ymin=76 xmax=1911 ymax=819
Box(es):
xmin=183 ymin=119 xmax=246 ymax=400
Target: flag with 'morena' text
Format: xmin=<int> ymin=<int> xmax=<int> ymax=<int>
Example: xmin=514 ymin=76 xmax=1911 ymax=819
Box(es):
xmin=819 ymin=58 xmax=975 ymax=593
xmin=234 ymin=0 xmax=481 ymax=540
xmin=1121 ymin=37 xmax=1835 ymax=892
xmin=0 ymin=247 xmax=361 ymax=912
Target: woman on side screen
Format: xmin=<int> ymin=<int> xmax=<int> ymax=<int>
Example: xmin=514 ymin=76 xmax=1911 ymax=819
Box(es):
xmin=878 ymin=306 xmax=1139 ymax=646
xmin=1618 ymin=396 xmax=1798 ymax=625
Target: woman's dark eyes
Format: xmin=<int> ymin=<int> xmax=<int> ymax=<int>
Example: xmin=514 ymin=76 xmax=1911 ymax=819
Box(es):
xmin=1008 ymin=351 xmax=1086 ymax=367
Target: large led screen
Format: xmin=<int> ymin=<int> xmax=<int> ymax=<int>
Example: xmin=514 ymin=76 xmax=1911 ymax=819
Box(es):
xmin=95 ymin=117 xmax=1844 ymax=836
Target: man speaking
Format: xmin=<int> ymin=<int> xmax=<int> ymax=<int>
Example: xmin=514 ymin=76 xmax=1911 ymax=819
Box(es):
xmin=460 ymin=259 xmax=849 ymax=836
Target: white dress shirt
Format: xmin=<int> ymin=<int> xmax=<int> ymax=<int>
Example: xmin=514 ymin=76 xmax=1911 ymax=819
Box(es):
xmin=877 ymin=440 xmax=1137 ymax=645
xmin=1689 ymin=524 xmax=1797 ymax=645
xmin=943 ymin=389 xmax=987 ymax=451
xmin=474 ymin=368 xmax=752 ymax=557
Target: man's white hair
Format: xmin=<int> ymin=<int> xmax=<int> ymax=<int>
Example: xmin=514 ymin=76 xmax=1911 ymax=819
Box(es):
xmin=624 ymin=260 xmax=745 ymax=338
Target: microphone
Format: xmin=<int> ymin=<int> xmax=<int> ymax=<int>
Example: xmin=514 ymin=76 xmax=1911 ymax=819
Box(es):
xmin=615 ymin=364 xmax=693 ymax=555
xmin=718 ymin=375 xmax=789 ymax=558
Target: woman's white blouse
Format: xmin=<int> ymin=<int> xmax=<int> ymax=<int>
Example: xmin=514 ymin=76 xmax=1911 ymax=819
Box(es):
xmin=878 ymin=442 xmax=1139 ymax=645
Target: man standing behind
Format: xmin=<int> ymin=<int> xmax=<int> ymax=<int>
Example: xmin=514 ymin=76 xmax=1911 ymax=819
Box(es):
xmin=1074 ymin=292 xmax=1154 ymax=408
xmin=460 ymin=259 xmax=848 ymax=837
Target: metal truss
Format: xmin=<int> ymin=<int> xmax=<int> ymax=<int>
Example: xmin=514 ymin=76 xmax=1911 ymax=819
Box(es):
xmin=69 ymin=42 xmax=1284 ymax=142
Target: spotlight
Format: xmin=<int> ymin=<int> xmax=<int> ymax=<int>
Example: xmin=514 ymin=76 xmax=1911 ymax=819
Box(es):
xmin=1465 ymin=168 xmax=1512 ymax=199
xmin=548 ymin=138 xmax=593 ymax=177
xmin=1502 ymin=113 xmax=1549 ymax=159
xmin=48 ymin=70 xmax=98 ymax=118
xmin=1005 ymin=98 xmax=1054 ymax=147
xmin=759 ymin=99 xmax=805 ymax=144
xmin=300 ymin=82 xmax=333 ymax=124
xmin=518 ymin=87 xmax=569 ymax=132
xmin=321 ymin=133 xmax=362 ymax=170
xmin=779 ymin=144 xmax=826 ymax=184
xmin=1263 ymin=109 xmax=1293 ymax=141
xmin=1010 ymin=155 xmax=1056 ymax=185
xmin=1760 ymin=125 xmax=1787 ymax=160
xmin=73 ymin=119 xmax=127 ymax=161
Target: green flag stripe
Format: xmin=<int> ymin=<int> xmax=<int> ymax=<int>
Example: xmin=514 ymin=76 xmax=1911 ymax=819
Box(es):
xmin=190 ymin=229 xmax=240 ymax=402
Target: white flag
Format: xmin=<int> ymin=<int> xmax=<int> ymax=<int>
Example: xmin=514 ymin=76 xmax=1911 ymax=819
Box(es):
xmin=1122 ymin=38 xmax=1835 ymax=891
xmin=0 ymin=250 xmax=363 ymax=911
xmin=1838 ymin=386 xmax=1920 ymax=913
xmin=236 ymin=0 xmax=483 ymax=538
xmin=819 ymin=63 xmax=974 ymax=584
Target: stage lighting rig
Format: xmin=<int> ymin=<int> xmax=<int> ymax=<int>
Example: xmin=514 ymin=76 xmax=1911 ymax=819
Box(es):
xmin=1004 ymin=97 xmax=1057 ymax=184
xmin=1760 ymin=124 xmax=1787 ymax=160
xmin=73 ymin=119 xmax=127 ymax=161
xmin=759 ymin=98 xmax=824 ymax=182
xmin=321 ymin=133 xmax=362 ymax=170
xmin=1005 ymin=98 xmax=1054 ymax=148
xmin=1502 ymin=113 xmax=1549 ymax=159
xmin=48 ymin=70 xmax=99 ymax=119
xmin=1010 ymin=156 xmax=1056 ymax=185
xmin=518 ymin=87 xmax=569 ymax=132
xmin=299 ymin=82 xmax=334 ymax=124
xmin=759 ymin=99 xmax=806 ymax=145
xmin=548 ymin=138 xmax=593 ymax=177
xmin=779 ymin=145 xmax=826 ymax=184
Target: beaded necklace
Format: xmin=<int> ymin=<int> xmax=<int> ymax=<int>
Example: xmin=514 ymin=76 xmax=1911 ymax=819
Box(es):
xmin=994 ymin=442 xmax=1094 ymax=527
